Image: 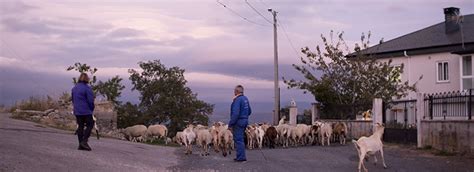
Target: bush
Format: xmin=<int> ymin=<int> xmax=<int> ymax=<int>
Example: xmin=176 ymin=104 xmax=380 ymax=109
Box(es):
xmin=116 ymin=102 xmax=146 ymax=129
xmin=12 ymin=96 xmax=59 ymax=111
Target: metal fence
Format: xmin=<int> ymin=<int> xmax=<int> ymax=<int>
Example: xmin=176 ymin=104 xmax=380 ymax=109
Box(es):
xmin=383 ymin=100 xmax=417 ymax=144
xmin=383 ymin=99 xmax=417 ymax=128
xmin=424 ymin=89 xmax=473 ymax=120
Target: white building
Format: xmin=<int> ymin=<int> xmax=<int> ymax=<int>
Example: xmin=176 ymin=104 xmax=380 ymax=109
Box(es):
xmin=353 ymin=7 xmax=473 ymax=123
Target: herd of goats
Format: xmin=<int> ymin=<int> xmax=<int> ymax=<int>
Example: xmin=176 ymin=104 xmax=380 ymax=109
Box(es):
xmin=119 ymin=116 xmax=348 ymax=155
xmin=118 ymin=115 xmax=388 ymax=172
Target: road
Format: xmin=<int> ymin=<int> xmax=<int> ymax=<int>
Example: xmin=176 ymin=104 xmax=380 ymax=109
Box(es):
xmin=170 ymin=142 xmax=474 ymax=172
xmin=1 ymin=112 xmax=473 ymax=172
xmin=0 ymin=113 xmax=177 ymax=171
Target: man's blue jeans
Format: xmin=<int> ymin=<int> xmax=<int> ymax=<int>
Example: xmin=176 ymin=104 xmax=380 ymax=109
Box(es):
xmin=233 ymin=121 xmax=247 ymax=161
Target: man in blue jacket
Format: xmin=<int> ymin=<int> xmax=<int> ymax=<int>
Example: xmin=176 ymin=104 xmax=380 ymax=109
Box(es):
xmin=72 ymin=73 xmax=95 ymax=151
xmin=229 ymin=85 xmax=251 ymax=162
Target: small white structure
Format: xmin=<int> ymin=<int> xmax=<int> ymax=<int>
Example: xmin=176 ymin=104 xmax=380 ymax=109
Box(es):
xmin=289 ymin=99 xmax=297 ymax=126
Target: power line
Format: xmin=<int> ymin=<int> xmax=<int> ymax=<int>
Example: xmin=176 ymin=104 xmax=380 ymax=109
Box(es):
xmin=244 ymin=0 xmax=273 ymax=24
xmin=278 ymin=17 xmax=301 ymax=59
xmin=253 ymin=0 xmax=300 ymax=58
xmin=216 ymin=0 xmax=270 ymax=27
xmin=0 ymin=39 xmax=54 ymax=96
xmin=258 ymin=0 xmax=270 ymax=9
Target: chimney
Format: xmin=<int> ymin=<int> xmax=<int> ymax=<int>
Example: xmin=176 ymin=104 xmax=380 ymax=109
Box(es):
xmin=444 ymin=7 xmax=460 ymax=34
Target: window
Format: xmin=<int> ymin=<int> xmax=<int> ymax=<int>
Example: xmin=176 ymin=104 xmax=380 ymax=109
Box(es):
xmin=461 ymin=56 xmax=473 ymax=90
xmin=437 ymin=61 xmax=449 ymax=82
xmin=391 ymin=65 xmax=402 ymax=82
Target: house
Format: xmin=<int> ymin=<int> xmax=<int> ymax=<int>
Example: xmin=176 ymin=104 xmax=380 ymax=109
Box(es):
xmin=352 ymin=7 xmax=473 ymax=123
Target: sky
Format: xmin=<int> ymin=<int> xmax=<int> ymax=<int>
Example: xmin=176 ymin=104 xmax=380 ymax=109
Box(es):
xmin=1 ymin=0 xmax=473 ymax=122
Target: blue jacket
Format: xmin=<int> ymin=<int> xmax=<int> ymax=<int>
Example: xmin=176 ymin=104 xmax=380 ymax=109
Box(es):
xmin=72 ymin=82 xmax=95 ymax=116
xmin=229 ymin=95 xmax=252 ymax=128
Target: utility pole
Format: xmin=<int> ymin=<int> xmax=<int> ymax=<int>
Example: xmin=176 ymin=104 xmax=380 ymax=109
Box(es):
xmin=268 ymin=8 xmax=280 ymax=125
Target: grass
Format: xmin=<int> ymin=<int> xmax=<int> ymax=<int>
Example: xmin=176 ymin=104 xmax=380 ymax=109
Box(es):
xmin=144 ymin=139 xmax=181 ymax=147
xmin=10 ymin=96 xmax=59 ymax=112
xmin=434 ymin=150 xmax=457 ymax=156
xmin=414 ymin=145 xmax=457 ymax=156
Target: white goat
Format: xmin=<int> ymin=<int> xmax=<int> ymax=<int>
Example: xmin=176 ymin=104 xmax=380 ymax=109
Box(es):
xmin=317 ymin=122 xmax=333 ymax=146
xmin=352 ymin=123 xmax=387 ymax=172
xmin=121 ymin=125 xmax=147 ymax=142
xmin=255 ymin=126 xmax=265 ymax=149
xmin=296 ymin=124 xmax=311 ymax=145
xmin=145 ymin=124 xmax=168 ymax=143
xmin=289 ymin=125 xmax=303 ymax=146
xmin=276 ymin=124 xmax=290 ymax=148
xmin=245 ymin=125 xmax=257 ymax=149
xmin=218 ymin=127 xmax=233 ymax=157
xmin=174 ymin=131 xmax=184 ymax=145
xmin=181 ymin=124 xmax=196 ymax=155
xmin=74 ymin=115 xmax=100 ymax=140
xmin=210 ymin=125 xmax=221 ymax=153
xmin=195 ymin=128 xmax=212 ymax=156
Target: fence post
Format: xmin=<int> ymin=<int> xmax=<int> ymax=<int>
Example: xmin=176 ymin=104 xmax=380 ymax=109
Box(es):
xmin=382 ymin=102 xmax=386 ymax=124
xmin=416 ymin=93 xmax=424 ymax=148
xmin=404 ymin=102 xmax=408 ymax=128
xmin=289 ymin=100 xmax=297 ymax=126
xmin=429 ymin=95 xmax=433 ymax=120
xmin=372 ymin=98 xmax=383 ymax=133
xmin=469 ymin=89 xmax=472 ymax=120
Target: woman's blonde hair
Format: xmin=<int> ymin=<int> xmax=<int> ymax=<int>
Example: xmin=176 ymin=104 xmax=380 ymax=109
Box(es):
xmin=78 ymin=73 xmax=90 ymax=83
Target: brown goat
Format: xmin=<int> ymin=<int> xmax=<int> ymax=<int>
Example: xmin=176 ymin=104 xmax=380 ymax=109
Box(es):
xmin=265 ymin=126 xmax=278 ymax=149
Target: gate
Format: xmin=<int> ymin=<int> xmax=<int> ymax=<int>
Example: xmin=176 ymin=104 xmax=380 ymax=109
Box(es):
xmin=382 ymin=100 xmax=417 ymax=144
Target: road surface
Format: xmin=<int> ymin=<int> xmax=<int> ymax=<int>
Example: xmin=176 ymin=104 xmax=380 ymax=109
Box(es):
xmin=1 ymin=113 xmax=473 ymax=172
xmin=0 ymin=113 xmax=177 ymax=171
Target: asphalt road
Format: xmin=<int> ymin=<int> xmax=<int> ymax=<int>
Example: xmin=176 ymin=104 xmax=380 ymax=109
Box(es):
xmin=0 ymin=113 xmax=177 ymax=171
xmin=170 ymin=142 xmax=474 ymax=172
xmin=1 ymin=112 xmax=473 ymax=172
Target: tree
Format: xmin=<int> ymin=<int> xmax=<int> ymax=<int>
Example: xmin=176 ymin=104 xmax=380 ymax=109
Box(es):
xmin=66 ymin=62 xmax=98 ymax=86
xmin=284 ymin=31 xmax=421 ymax=119
xmin=95 ymin=76 xmax=125 ymax=106
xmin=279 ymin=106 xmax=290 ymax=122
xmin=128 ymin=60 xmax=213 ymax=135
xmin=116 ymin=102 xmax=144 ymax=129
xmin=67 ymin=63 xmax=125 ymax=105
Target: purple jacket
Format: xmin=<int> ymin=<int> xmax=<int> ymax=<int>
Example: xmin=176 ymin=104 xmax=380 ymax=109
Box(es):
xmin=72 ymin=82 xmax=95 ymax=115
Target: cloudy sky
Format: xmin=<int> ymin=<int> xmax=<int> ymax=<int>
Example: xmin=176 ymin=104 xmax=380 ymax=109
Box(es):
xmin=1 ymin=0 xmax=473 ymax=121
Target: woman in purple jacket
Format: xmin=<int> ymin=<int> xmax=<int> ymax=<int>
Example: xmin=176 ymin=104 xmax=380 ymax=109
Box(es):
xmin=72 ymin=73 xmax=95 ymax=151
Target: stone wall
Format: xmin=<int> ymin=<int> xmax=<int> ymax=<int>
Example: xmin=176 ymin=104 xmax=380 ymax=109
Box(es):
xmin=12 ymin=100 xmax=117 ymax=134
xmin=93 ymin=101 xmax=117 ymax=132
xmin=420 ymin=120 xmax=474 ymax=154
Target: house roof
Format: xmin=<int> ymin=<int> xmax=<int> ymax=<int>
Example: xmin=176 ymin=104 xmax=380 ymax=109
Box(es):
xmin=348 ymin=14 xmax=474 ymax=58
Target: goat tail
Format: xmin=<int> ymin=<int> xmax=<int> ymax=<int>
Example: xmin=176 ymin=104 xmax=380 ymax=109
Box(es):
xmin=352 ymin=139 xmax=358 ymax=146
xmin=352 ymin=139 xmax=360 ymax=154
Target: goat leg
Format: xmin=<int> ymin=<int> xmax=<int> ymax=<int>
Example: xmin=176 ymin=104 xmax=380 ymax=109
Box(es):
xmin=380 ymin=148 xmax=388 ymax=169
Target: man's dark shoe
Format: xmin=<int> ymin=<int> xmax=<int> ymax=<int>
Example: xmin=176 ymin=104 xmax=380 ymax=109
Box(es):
xmin=80 ymin=142 xmax=92 ymax=151
xmin=78 ymin=145 xmax=86 ymax=150
xmin=233 ymin=158 xmax=247 ymax=162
